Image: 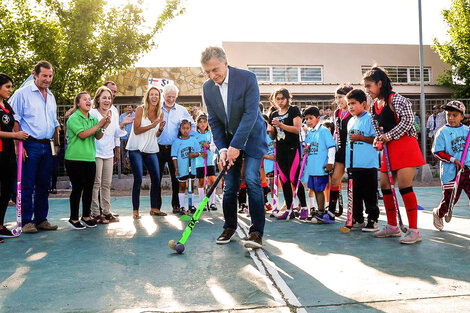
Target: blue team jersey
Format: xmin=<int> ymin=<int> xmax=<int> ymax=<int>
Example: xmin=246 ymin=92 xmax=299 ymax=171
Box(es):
xmin=345 ymin=112 xmax=379 ymax=169
xmin=264 ymin=134 xmax=275 ymax=174
xmin=171 ymin=137 xmax=198 ymax=178
xmin=432 ymin=124 xmax=470 ymax=184
xmin=304 ymin=124 xmax=336 ymax=176
xmin=192 ymin=130 xmax=214 ymax=168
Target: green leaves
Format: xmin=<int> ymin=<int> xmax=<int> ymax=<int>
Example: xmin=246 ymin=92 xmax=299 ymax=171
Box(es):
xmin=0 ymin=0 xmax=185 ymax=104
xmin=433 ymin=0 xmax=470 ymax=98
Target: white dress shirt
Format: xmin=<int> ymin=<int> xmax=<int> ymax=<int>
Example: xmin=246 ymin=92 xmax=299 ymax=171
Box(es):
xmin=216 ymin=67 xmax=229 ymax=118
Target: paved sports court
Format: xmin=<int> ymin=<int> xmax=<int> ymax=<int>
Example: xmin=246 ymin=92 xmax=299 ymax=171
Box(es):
xmin=1 ymin=186 xmax=469 ymax=313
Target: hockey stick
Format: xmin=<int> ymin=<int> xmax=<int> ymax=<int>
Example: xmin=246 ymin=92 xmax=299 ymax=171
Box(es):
xmin=12 ymin=141 xmax=23 ymax=236
xmin=285 ymin=146 xmax=309 ymax=220
xmin=270 ymin=147 xmax=280 ymax=217
xmin=445 ymin=129 xmax=470 ymax=222
xmin=169 ymin=166 xmax=227 ymax=254
xmin=340 ymin=139 xmax=354 ymax=233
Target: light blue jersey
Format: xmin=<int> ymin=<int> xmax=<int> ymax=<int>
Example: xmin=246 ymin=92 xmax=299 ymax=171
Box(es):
xmin=171 ymin=137 xmax=198 ymax=178
xmin=304 ymin=124 xmax=336 ymax=176
xmin=264 ymin=134 xmax=275 ymax=174
xmin=432 ymin=124 xmax=470 ymax=184
xmin=345 ymin=112 xmax=379 ymax=169
xmin=192 ymin=130 xmax=214 ymax=168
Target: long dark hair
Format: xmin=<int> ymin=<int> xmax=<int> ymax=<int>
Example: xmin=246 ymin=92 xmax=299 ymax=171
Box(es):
xmin=272 ymin=88 xmax=292 ymax=106
xmin=363 ymin=66 xmax=393 ymax=104
xmin=0 ymin=73 xmax=13 ymax=88
xmin=178 ymin=119 xmax=192 ymax=138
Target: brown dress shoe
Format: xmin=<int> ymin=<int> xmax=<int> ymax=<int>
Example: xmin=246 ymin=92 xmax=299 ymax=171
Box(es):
xmin=216 ymin=227 xmax=236 ymax=244
xmin=22 ymin=223 xmax=38 ymax=233
xmin=243 ymin=231 xmax=263 ymax=249
xmin=36 ymin=221 xmax=58 ymax=230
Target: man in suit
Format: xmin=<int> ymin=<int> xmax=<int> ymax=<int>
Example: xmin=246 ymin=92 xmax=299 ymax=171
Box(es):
xmin=201 ymin=46 xmax=267 ymax=249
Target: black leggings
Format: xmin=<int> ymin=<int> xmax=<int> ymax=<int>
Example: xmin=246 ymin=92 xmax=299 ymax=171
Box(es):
xmin=277 ymin=146 xmax=307 ymax=209
xmin=65 ymin=160 xmax=96 ymax=220
xmin=0 ymin=154 xmax=16 ymax=225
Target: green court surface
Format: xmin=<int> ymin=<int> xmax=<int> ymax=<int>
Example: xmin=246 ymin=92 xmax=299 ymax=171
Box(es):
xmin=1 ymin=186 xmax=469 ymax=313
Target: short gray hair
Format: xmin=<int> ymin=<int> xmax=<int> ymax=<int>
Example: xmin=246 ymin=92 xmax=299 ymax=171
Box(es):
xmin=162 ymin=84 xmax=179 ymax=97
xmin=200 ymin=46 xmax=227 ymax=65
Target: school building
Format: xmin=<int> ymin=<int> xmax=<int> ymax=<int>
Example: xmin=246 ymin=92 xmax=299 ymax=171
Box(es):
xmin=110 ymin=41 xmax=454 ymax=111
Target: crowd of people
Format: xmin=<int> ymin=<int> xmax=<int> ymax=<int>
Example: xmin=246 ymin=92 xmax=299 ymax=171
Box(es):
xmin=0 ymin=47 xmax=468 ymax=248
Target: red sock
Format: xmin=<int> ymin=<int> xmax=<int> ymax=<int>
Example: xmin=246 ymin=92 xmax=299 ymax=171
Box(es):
xmin=382 ymin=190 xmax=397 ymax=226
xmin=401 ymin=189 xmax=418 ymax=229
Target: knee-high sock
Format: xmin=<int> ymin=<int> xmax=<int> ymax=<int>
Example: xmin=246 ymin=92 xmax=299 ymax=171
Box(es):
xmin=238 ymin=185 xmax=247 ymax=206
xmin=210 ymin=192 xmax=216 ymax=205
xmin=198 ymin=188 xmax=204 ymax=203
xmin=178 ymin=193 xmax=185 ymax=209
xmin=263 ymin=186 xmax=270 ymax=204
xmin=328 ymin=185 xmax=340 ymax=214
xmin=382 ymin=189 xmax=397 ymax=226
xmin=400 ymin=187 xmax=418 ymax=229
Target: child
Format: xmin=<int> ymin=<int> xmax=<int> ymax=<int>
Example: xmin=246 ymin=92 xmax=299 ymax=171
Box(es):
xmin=345 ymin=89 xmax=380 ymax=231
xmin=193 ymin=113 xmax=217 ymax=210
xmin=328 ymin=84 xmax=354 ymax=218
xmin=432 ymin=101 xmax=470 ymax=231
xmin=171 ymin=119 xmax=199 ymax=213
xmin=364 ymin=66 xmax=425 ymax=244
xmin=302 ymin=106 xmax=336 ymax=223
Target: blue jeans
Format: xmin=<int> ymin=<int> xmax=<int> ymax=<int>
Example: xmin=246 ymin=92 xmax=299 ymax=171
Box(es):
xmin=223 ymin=153 xmax=265 ymax=235
xmin=22 ymin=140 xmax=53 ymax=225
xmin=128 ymin=150 xmax=160 ymax=211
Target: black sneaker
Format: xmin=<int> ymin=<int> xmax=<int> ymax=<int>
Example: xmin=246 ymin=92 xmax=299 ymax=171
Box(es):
xmin=179 ymin=207 xmax=186 ymax=215
xmin=362 ymin=220 xmax=379 ymax=232
xmin=173 ymin=206 xmax=181 ymax=214
xmin=210 ymin=203 xmax=217 ymax=211
xmin=216 ymin=227 xmax=236 ymax=244
xmin=67 ymin=219 xmax=86 ymax=230
xmin=81 ymin=218 xmax=97 ymax=228
xmin=243 ymin=231 xmax=263 ymax=249
xmin=238 ymin=203 xmax=247 ymax=213
xmin=0 ymin=227 xmax=15 ymax=238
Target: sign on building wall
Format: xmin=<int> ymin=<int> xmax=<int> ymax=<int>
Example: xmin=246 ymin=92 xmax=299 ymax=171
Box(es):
xmin=148 ymin=78 xmax=174 ymax=92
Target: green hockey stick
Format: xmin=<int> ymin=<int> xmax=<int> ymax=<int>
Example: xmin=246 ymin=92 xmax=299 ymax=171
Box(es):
xmin=169 ymin=166 xmax=226 ymax=254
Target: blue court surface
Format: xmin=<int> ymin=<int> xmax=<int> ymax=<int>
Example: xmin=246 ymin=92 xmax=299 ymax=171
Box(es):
xmin=1 ymin=186 xmax=469 ymax=313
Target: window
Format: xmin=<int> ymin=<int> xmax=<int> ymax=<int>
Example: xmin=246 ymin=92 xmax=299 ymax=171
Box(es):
xmin=362 ymin=66 xmax=431 ymax=83
xmin=248 ymin=67 xmax=270 ymax=82
xmin=300 ymin=67 xmax=322 ymax=82
xmin=248 ymin=66 xmax=323 ymax=83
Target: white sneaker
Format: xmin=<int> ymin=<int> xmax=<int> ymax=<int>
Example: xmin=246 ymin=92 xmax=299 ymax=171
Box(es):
xmin=400 ymin=230 xmax=422 ymax=244
xmin=433 ymin=207 xmax=444 ymax=231
xmin=374 ymin=224 xmax=401 ymax=238
xmin=351 ymin=222 xmax=365 ymax=231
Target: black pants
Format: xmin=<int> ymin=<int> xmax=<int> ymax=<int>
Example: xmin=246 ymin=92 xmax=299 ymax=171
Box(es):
xmin=66 ymin=160 xmax=95 ymax=220
xmin=0 ymin=153 xmax=16 ymax=225
xmin=277 ymin=146 xmax=307 ymax=209
xmin=350 ymin=168 xmax=379 ymax=223
xmin=157 ymin=145 xmax=179 ymax=209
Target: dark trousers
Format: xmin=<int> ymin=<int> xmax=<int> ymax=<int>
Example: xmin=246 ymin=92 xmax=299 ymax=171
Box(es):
xmin=0 ymin=153 xmax=16 ymax=225
xmin=66 ymin=160 xmax=95 ymax=221
xmin=351 ymin=168 xmax=379 ymax=223
xmin=223 ymin=153 xmax=265 ymax=235
xmin=277 ymin=146 xmax=307 ymax=209
xmin=22 ymin=140 xmax=53 ymax=225
xmin=157 ymin=145 xmax=179 ymax=209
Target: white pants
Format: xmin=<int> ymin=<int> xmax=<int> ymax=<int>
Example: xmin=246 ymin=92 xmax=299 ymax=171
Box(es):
xmin=91 ymin=157 xmax=113 ymax=216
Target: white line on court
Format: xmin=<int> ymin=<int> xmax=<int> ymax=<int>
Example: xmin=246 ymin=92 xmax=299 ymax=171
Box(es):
xmin=216 ymin=193 xmax=306 ymax=312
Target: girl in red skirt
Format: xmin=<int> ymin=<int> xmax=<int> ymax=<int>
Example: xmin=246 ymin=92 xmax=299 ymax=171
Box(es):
xmin=363 ymin=67 xmax=425 ymax=244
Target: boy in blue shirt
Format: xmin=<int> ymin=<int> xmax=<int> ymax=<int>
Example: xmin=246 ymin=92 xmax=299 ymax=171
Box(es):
xmin=345 ymin=89 xmax=379 ymax=231
xmin=432 ymin=100 xmax=470 ymax=231
xmin=302 ymin=106 xmax=336 ymax=224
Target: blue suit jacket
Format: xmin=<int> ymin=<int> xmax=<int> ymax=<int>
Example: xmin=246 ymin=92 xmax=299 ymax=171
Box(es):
xmin=203 ymin=66 xmax=267 ymax=159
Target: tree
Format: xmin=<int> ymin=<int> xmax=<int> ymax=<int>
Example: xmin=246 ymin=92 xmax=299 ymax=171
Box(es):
xmin=433 ymin=0 xmax=470 ymax=98
xmin=0 ymin=0 xmax=185 ymax=104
